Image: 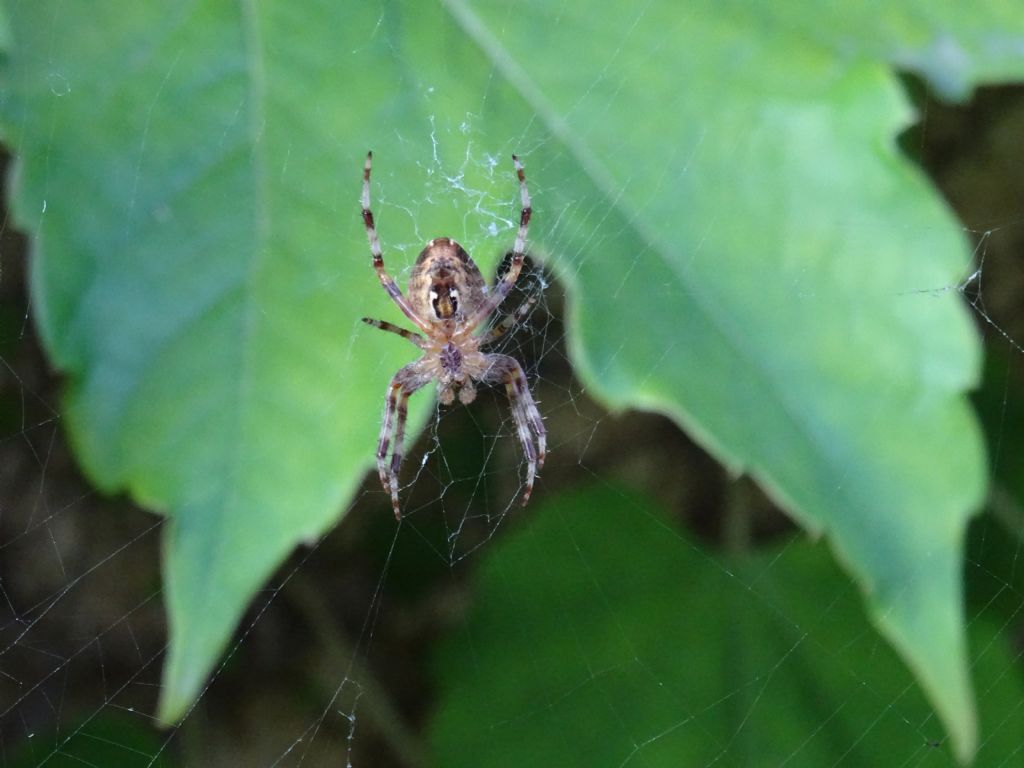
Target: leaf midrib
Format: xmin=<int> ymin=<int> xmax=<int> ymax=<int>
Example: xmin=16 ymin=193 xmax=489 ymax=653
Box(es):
xmin=441 ymin=0 xmax=874 ymax=524
xmin=204 ymin=0 xmax=271 ymax=561
xmin=440 ymin=5 xmax=978 ymax=748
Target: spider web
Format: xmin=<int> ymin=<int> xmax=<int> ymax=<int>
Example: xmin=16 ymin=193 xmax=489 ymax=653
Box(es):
xmin=2 ymin=10 xmax=1024 ymax=768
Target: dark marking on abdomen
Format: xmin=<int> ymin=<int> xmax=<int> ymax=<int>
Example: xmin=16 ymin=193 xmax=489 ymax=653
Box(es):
xmin=440 ymin=343 xmax=463 ymax=374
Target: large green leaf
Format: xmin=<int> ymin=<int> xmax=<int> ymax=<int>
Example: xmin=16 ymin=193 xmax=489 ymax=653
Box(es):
xmin=0 ymin=2 xmax=482 ymax=722
xmin=431 ymin=486 xmax=1024 ymax=766
xmin=447 ymin=2 xmax=1016 ymax=759
xmin=0 ymin=0 xmax=1018 ymax=748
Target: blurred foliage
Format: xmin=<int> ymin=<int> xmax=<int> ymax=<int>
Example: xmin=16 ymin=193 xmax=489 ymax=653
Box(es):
xmin=430 ymin=485 xmax=1024 ymax=766
xmin=5 ymin=715 xmax=174 ymax=768
xmin=0 ymin=0 xmax=1023 ymax=764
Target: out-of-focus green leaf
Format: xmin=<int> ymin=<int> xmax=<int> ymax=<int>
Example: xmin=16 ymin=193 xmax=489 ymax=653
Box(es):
xmin=6 ymin=714 xmax=175 ymax=768
xmin=0 ymin=4 xmax=10 ymax=53
xmin=431 ymin=487 xmax=1024 ymax=767
xmin=448 ymin=2 xmax=1024 ymax=757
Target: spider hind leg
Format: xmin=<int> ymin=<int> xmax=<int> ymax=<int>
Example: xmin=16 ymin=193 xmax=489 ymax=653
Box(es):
xmin=378 ymin=364 xmax=427 ymax=519
xmin=485 ymin=353 xmax=546 ymax=506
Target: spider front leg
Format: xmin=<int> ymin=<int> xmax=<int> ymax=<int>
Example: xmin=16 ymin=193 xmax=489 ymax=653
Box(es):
xmin=485 ymin=353 xmax=547 ymax=505
xmin=362 ymin=151 xmax=432 ymax=334
xmin=462 ymin=155 xmax=532 ymax=334
xmin=377 ymin=364 xmax=426 ymax=519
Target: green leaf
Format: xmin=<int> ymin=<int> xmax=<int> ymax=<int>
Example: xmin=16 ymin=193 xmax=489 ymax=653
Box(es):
xmin=445 ymin=2 xmax=1022 ymax=758
xmin=431 ymin=486 xmax=1024 ymax=766
xmin=0 ymin=2 xmax=495 ymax=721
xmin=0 ymin=3 xmax=10 ymax=54
xmin=0 ymin=0 xmax=1019 ymax=744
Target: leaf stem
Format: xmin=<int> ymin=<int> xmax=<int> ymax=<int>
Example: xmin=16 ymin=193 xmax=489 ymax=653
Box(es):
xmin=722 ymin=477 xmax=756 ymax=764
xmin=288 ymin=576 xmax=426 ymax=768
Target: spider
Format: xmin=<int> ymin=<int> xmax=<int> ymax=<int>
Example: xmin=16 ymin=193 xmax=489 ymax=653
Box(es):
xmin=360 ymin=151 xmax=547 ymax=519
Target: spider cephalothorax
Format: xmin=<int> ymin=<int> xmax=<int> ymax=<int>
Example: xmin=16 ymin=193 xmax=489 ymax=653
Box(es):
xmin=359 ymin=152 xmax=546 ymax=519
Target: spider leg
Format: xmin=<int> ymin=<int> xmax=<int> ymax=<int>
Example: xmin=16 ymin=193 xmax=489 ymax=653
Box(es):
xmin=461 ymin=155 xmax=532 ymax=334
xmin=483 ymin=294 xmax=537 ymax=343
xmin=485 ymin=354 xmax=546 ymax=505
xmin=362 ymin=151 xmax=433 ymax=334
xmin=377 ymin=364 xmax=427 ymax=519
xmin=361 ymin=317 xmax=426 ymax=349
